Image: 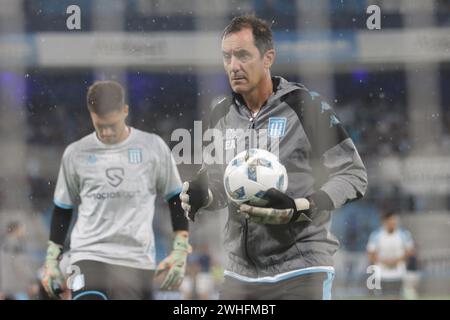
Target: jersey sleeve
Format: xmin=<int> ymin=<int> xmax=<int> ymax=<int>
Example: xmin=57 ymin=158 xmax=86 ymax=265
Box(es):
xmin=297 ymin=90 xmax=368 ymax=209
xmin=53 ymin=145 xmax=79 ymax=209
xmin=201 ymin=97 xmax=233 ymax=211
xmin=202 ymin=152 xmax=229 ymax=210
xmin=401 ymin=229 xmax=414 ymax=251
xmin=156 ymin=137 xmax=183 ymax=202
xmin=366 ymin=230 xmax=380 ymax=253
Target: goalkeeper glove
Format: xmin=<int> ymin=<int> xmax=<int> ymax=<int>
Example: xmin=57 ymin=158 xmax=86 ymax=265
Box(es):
xmin=156 ymin=233 xmax=192 ymax=291
xmin=179 ymin=168 xmax=212 ymax=221
xmin=239 ymin=188 xmax=315 ymax=224
xmin=41 ymin=241 xmax=65 ymax=299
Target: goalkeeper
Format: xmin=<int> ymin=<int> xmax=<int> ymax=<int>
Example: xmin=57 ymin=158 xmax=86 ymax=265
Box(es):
xmin=41 ymin=81 xmax=190 ymax=300
xmin=180 ymin=15 xmax=367 ymax=300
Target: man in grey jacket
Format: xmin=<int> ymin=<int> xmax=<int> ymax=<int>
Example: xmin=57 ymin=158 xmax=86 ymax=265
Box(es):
xmin=180 ymin=15 xmax=367 ymax=299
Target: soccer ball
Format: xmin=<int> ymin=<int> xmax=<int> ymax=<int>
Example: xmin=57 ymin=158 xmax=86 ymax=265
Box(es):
xmin=223 ymin=148 xmax=288 ymax=206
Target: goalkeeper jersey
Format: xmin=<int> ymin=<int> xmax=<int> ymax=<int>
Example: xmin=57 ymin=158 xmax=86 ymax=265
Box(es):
xmin=53 ymin=127 xmax=182 ymax=270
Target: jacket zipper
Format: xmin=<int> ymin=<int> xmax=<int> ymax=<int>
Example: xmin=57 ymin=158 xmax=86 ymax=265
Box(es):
xmin=247 ymin=117 xmax=256 ymax=148
xmin=243 ymin=117 xmax=258 ymax=273
xmin=243 ymin=218 xmax=258 ymax=272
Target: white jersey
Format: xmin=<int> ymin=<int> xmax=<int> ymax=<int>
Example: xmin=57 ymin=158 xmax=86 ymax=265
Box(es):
xmin=53 ymin=127 xmax=182 ymax=270
xmin=367 ymin=228 xmax=414 ymax=280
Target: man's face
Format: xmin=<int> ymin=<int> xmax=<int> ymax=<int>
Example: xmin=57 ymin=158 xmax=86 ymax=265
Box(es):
xmin=383 ymin=215 xmax=399 ymax=233
xmin=90 ymin=106 xmax=129 ymax=144
xmin=221 ymin=28 xmax=274 ymax=95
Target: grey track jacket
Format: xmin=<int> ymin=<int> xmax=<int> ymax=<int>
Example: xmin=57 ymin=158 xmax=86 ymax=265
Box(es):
xmin=204 ymin=76 xmax=368 ymax=279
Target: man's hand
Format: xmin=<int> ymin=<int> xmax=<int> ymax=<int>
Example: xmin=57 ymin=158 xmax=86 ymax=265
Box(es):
xmin=239 ymin=188 xmax=315 ymax=224
xmin=179 ymin=168 xmax=212 ymax=222
xmin=156 ymin=233 xmax=192 ymax=291
xmin=41 ymin=241 xmax=65 ymax=299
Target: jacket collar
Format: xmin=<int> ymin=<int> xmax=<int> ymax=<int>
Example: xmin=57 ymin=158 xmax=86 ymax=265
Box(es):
xmin=232 ymin=76 xmax=301 ymax=114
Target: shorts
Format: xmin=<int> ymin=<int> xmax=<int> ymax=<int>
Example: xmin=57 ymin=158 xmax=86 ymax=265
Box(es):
xmin=380 ymin=279 xmax=403 ymax=298
xmin=70 ymin=260 xmax=154 ymax=300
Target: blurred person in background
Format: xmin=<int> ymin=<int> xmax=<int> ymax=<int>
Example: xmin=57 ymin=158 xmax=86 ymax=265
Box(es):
xmin=180 ymin=15 xmax=367 ymax=300
xmin=0 ymin=221 xmax=35 ymax=299
xmin=179 ymin=245 xmax=217 ymax=300
xmin=40 ymin=80 xmax=191 ymax=300
xmin=367 ymin=209 xmax=415 ymax=299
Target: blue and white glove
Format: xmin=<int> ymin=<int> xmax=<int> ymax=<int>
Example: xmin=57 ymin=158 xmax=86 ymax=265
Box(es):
xmin=156 ymin=233 xmax=192 ymax=291
xmin=41 ymin=241 xmax=65 ymax=299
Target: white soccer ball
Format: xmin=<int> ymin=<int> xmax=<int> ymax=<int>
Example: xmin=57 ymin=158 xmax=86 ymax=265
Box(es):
xmin=223 ymin=148 xmax=288 ymax=206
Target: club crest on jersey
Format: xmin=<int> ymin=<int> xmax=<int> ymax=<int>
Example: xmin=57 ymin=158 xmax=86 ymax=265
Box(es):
xmin=268 ymin=117 xmax=286 ymax=138
xmin=128 ymin=148 xmax=142 ymax=164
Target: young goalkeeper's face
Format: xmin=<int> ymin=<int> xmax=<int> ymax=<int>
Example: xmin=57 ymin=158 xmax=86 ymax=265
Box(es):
xmin=90 ymin=105 xmax=129 ymax=144
xmin=221 ymin=28 xmax=274 ymax=97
